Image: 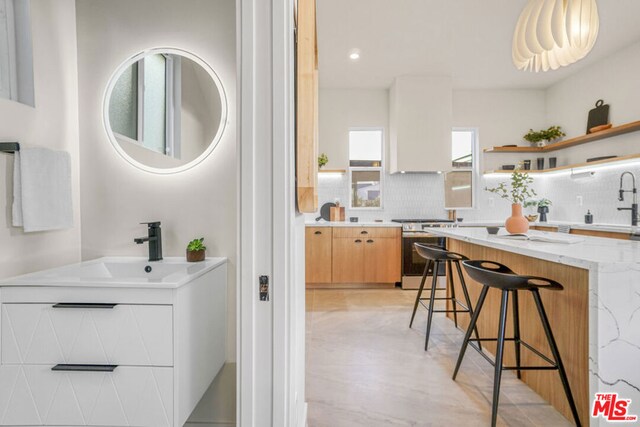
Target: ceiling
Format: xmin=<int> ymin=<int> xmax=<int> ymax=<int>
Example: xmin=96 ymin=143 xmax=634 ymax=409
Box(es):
xmin=317 ymin=0 xmax=640 ymax=89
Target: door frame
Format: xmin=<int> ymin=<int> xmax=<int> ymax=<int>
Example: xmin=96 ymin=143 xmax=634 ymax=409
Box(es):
xmin=237 ymin=0 xmax=303 ymax=425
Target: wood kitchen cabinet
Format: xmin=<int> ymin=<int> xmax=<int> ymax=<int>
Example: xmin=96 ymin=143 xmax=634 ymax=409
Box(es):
xmin=329 ymin=227 xmax=401 ymax=286
xmin=295 ymin=0 xmax=319 ymax=213
xmin=305 ymin=227 xmax=332 ymax=283
xmin=332 ymin=237 xmax=365 ymax=283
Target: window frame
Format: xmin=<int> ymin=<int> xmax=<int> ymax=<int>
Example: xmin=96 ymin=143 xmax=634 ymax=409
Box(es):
xmin=112 ymin=54 xmax=182 ymax=158
xmin=348 ymin=127 xmax=384 ymax=210
xmin=446 ymin=127 xmax=479 ymax=210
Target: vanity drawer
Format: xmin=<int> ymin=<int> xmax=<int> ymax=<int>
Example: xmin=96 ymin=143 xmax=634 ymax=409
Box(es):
xmin=0 ymin=364 xmax=173 ymax=426
xmin=1 ymin=303 xmax=173 ymax=366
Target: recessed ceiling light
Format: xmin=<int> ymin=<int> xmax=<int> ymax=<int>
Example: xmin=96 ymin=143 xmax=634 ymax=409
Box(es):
xmin=349 ymin=50 xmax=360 ymax=60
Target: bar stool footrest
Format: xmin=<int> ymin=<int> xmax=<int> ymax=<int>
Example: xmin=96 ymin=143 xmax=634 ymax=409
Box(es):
xmin=465 ymin=337 xmax=557 ymax=368
xmin=418 ymin=299 xmax=471 ymax=312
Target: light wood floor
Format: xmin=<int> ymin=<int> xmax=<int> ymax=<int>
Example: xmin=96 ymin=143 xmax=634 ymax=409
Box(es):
xmin=306 ymin=288 xmax=572 ymax=427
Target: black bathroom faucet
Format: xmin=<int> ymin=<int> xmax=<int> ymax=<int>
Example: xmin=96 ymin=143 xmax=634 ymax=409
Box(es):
xmin=134 ymin=222 xmax=163 ymax=261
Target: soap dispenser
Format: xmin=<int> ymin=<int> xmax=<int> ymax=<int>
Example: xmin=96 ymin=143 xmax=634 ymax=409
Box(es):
xmin=585 ymin=210 xmax=593 ymax=224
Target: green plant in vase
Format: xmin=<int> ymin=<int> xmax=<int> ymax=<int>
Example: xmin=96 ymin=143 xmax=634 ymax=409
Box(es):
xmin=536 ymin=198 xmax=552 ymax=222
xmin=523 ymin=125 xmax=566 ymax=147
xmin=485 ymin=168 xmax=537 ymax=233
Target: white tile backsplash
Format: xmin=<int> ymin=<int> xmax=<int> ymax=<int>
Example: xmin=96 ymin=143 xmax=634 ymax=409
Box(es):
xmin=309 ymin=172 xmax=448 ymax=221
xmin=309 ymin=163 xmax=640 ymax=226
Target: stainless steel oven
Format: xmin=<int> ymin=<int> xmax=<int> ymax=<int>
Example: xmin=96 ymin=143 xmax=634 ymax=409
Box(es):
xmin=401 ymin=232 xmax=446 ymax=289
xmin=391 ymin=219 xmax=452 ymax=290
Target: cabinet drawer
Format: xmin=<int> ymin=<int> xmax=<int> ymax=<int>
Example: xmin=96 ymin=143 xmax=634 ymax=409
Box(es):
xmin=0 ymin=364 xmax=173 ymax=426
xmin=332 ymin=227 xmax=399 ymax=238
xmin=1 ymin=304 xmax=173 ymax=366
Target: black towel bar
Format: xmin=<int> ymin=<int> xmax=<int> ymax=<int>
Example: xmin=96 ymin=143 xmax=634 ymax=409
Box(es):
xmin=0 ymin=142 xmax=20 ymax=153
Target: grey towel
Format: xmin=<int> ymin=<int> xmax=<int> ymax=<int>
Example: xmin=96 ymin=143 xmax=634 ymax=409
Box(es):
xmin=12 ymin=147 xmax=73 ymax=232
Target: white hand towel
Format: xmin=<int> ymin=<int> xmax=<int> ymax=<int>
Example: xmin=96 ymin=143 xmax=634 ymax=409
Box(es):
xmin=12 ymin=147 xmax=74 ymax=232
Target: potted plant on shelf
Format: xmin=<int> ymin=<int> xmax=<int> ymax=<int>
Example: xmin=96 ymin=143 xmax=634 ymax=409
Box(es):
xmin=537 ymin=198 xmax=552 ymax=222
xmin=186 ymin=237 xmax=206 ymax=262
xmin=523 ymin=125 xmax=566 ymax=147
xmin=318 ymin=153 xmax=328 ymax=169
xmin=523 ymin=199 xmax=539 ymax=222
xmin=485 ymin=168 xmax=537 ymax=234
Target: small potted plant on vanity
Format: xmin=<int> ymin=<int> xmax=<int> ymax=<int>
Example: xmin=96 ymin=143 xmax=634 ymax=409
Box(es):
xmin=485 ymin=167 xmax=537 ymax=234
xmin=186 ymin=237 xmax=206 ymax=262
xmin=523 ymin=125 xmax=566 ymax=147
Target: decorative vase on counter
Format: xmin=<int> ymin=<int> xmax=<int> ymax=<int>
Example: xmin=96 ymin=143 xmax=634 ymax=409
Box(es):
xmin=538 ymin=205 xmax=549 ymax=222
xmin=505 ymin=204 xmax=530 ymax=234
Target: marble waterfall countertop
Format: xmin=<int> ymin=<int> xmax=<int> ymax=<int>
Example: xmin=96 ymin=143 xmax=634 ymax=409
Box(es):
xmin=429 ymin=227 xmax=640 ymax=425
xmin=427 ymin=227 xmax=640 ymax=269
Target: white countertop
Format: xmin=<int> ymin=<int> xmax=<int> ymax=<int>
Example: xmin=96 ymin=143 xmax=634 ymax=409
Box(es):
xmin=0 ymin=257 xmax=228 ymax=289
xmin=458 ymin=220 xmax=638 ymax=234
xmin=306 ymin=221 xmax=401 ymax=227
xmin=428 ymin=227 xmax=640 ymax=269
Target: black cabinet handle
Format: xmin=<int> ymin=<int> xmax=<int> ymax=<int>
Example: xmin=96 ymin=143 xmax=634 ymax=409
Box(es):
xmin=52 ymin=364 xmax=118 ymax=372
xmin=360 ymin=230 xmax=368 ymax=234
xmin=314 ymin=231 xmax=322 ymax=235
xmin=354 ymin=239 xmax=362 ymax=243
xmin=366 ymin=239 xmax=374 ymax=243
xmin=53 ymin=303 xmax=118 ymax=309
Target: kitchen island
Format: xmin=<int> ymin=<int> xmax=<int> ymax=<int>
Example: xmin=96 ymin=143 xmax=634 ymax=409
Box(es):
xmin=428 ymin=227 xmax=640 ymax=426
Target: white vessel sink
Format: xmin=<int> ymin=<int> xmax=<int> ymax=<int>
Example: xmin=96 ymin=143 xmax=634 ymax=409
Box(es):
xmin=0 ymin=256 xmax=227 ymax=288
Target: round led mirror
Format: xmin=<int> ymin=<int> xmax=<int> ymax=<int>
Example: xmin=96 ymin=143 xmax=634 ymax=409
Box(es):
xmin=103 ymin=48 xmax=227 ymax=174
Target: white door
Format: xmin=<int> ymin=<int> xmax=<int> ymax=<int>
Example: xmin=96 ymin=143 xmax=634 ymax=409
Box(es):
xmin=238 ymin=0 xmax=306 ymax=426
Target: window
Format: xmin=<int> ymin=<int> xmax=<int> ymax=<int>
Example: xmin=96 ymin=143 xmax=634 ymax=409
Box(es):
xmin=445 ymin=129 xmax=477 ymax=209
xmin=109 ymin=54 xmax=181 ymax=158
xmin=349 ymin=129 xmax=383 ymax=208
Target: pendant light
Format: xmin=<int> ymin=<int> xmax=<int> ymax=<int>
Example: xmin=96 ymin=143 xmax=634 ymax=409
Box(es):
xmin=512 ymin=0 xmax=599 ymax=72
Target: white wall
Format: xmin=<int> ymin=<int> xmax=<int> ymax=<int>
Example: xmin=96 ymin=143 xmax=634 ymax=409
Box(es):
xmin=314 ymin=87 xmax=546 ymax=221
xmin=319 ymin=88 xmax=389 ymax=170
xmin=75 ymin=0 xmax=237 ymax=360
xmin=464 ymin=40 xmax=640 ymax=224
xmin=453 ymin=89 xmax=547 ymax=172
xmin=536 ymin=40 xmax=640 ymax=225
xmin=0 ymin=0 xmax=80 ymax=278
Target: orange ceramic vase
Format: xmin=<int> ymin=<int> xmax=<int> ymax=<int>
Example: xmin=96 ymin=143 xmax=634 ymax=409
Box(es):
xmin=505 ymin=204 xmax=529 ymax=234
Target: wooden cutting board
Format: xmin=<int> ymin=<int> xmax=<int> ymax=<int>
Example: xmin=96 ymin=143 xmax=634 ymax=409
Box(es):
xmin=586 ymin=100 xmax=609 ymax=134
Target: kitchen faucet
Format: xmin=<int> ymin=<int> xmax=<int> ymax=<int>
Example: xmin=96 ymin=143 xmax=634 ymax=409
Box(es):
xmin=617 ymin=171 xmax=638 ymax=226
xmin=134 ymin=222 xmax=163 ymax=261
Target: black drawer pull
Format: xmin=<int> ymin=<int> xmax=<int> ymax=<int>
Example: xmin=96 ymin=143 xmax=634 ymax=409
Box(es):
xmin=366 ymin=239 xmax=374 ymax=243
xmin=53 ymin=303 xmax=118 ymax=309
xmin=52 ymin=364 xmax=118 ymax=372
xmin=314 ymin=231 xmax=322 ymax=235
xmin=354 ymin=239 xmax=362 ymax=243
xmin=360 ymin=230 xmax=368 ymax=234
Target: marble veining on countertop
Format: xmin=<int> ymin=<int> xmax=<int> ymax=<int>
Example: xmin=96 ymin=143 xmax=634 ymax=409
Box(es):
xmin=428 ymin=227 xmax=640 ymax=269
xmin=458 ymin=220 xmax=639 ymax=234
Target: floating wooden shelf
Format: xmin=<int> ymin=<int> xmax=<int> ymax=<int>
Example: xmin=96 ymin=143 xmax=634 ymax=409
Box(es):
xmin=318 ymin=169 xmax=346 ymax=174
xmin=484 ymin=120 xmax=640 ymax=153
xmin=484 ymin=153 xmax=640 ymax=175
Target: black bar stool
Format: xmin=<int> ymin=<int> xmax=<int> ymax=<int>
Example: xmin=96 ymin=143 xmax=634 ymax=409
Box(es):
xmin=453 ymin=260 xmax=581 ymax=427
xmin=409 ymin=243 xmax=481 ymax=351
